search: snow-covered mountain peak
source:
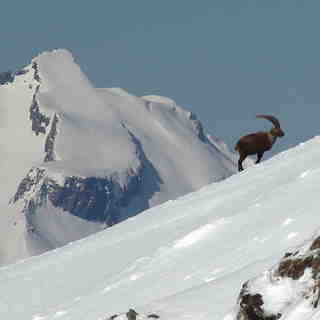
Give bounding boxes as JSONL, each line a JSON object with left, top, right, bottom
{"left": 32, "top": 49, "right": 82, "bottom": 89}
{"left": 31, "top": 49, "right": 138, "bottom": 176}
{"left": 0, "top": 49, "right": 238, "bottom": 265}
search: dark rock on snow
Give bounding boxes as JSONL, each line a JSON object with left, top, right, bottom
{"left": 236, "top": 233, "right": 320, "bottom": 319}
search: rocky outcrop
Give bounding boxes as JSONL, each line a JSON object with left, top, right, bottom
{"left": 0, "top": 67, "right": 28, "bottom": 85}
{"left": 29, "top": 85, "right": 50, "bottom": 135}
{"left": 236, "top": 233, "right": 320, "bottom": 320}
{"left": 0, "top": 71, "right": 14, "bottom": 85}
{"left": 237, "top": 282, "right": 281, "bottom": 320}
{"left": 13, "top": 163, "right": 143, "bottom": 225}
{"left": 106, "top": 308, "right": 160, "bottom": 320}
{"left": 28, "top": 60, "right": 51, "bottom": 136}
{"left": 32, "top": 61, "right": 41, "bottom": 83}
{"left": 188, "top": 111, "right": 207, "bottom": 143}
{"left": 276, "top": 236, "right": 320, "bottom": 309}
{"left": 44, "top": 114, "right": 59, "bottom": 162}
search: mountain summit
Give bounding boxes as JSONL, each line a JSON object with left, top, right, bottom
{"left": 0, "top": 49, "right": 238, "bottom": 265}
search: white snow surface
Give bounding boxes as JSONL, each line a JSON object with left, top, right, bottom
{"left": 1, "top": 135, "right": 320, "bottom": 319}
{"left": 0, "top": 49, "right": 240, "bottom": 265}
{"left": 36, "top": 50, "right": 139, "bottom": 178}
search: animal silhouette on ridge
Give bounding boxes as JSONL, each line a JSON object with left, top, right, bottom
{"left": 235, "top": 115, "right": 284, "bottom": 172}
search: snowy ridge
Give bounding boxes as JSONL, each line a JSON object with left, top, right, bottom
{"left": 34, "top": 49, "right": 139, "bottom": 176}
{"left": 1, "top": 136, "right": 320, "bottom": 319}
{"left": 0, "top": 49, "right": 238, "bottom": 265}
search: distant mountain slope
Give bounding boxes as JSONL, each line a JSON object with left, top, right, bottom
{"left": 0, "top": 49, "right": 238, "bottom": 265}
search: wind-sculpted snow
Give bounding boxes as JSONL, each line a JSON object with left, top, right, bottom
{"left": 0, "top": 49, "right": 237, "bottom": 265}
{"left": 1, "top": 137, "right": 320, "bottom": 319}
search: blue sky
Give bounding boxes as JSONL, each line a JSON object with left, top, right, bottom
{"left": 2, "top": 0, "right": 319, "bottom": 157}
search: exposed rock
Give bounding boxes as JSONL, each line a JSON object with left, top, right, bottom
{"left": 188, "top": 111, "right": 207, "bottom": 143}
{"left": 12, "top": 168, "right": 46, "bottom": 205}
{"left": 236, "top": 233, "right": 320, "bottom": 319}
{"left": 44, "top": 114, "right": 59, "bottom": 162}
{"left": 106, "top": 309, "right": 159, "bottom": 320}
{"left": 237, "top": 282, "right": 281, "bottom": 320}
{"left": 13, "top": 166, "right": 143, "bottom": 224}
{"left": 275, "top": 236, "right": 320, "bottom": 309}
{"left": 0, "top": 71, "right": 14, "bottom": 85}
{"left": 310, "top": 236, "right": 320, "bottom": 251}
{"left": 126, "top": 309, "right": 139, "bottom": 320}
{"left": 237, "top": 292, "right": 281, "bottom": 320}
{"left": 277, "top": 255, "right": 320, "bottom": 280}
{"left": 29, "top": 85, "right": 50, "bottom": 135}
{"left": 277, "top": 238, "right": 320, "bottom": 282}
{"left": 0, "top": 68, "right": 28, "bottom": 85}
{"left": 32, "top": 61, "right": 41, "bottom": 83}
{"left": 29, "top": 62, "right": 48, "bottom": 135}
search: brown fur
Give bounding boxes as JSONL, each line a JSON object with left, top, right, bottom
{"left": 235, "top": 115, "right": 284, "bottom": 171}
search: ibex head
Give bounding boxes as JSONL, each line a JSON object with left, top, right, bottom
{"left": 256, "top": 114, "right": 284, "bottom": 138}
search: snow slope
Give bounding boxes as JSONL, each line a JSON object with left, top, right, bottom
{"left": 0, "top": 49, "right": 239, "bottom": 265}
{"left": 1, "top": 136, "right": 320, "bottom": 319}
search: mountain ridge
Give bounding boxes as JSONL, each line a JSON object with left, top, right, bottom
{"left": 0, "top": 49, "right": 239, "bottom": 265}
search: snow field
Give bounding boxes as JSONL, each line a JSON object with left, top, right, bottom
{"left": 1, "top": 136, "right": 320, "bottom": 319}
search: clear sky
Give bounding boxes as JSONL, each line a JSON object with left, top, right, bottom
{"left": 2, "top": 0, "right": 319, "bottom": 158}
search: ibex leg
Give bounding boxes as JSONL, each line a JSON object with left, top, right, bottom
{"left": 255, "top": 152, "right": 264, "bottom": 164}
{"left": 238, "top": 153, "right": 247, "bottom": 172}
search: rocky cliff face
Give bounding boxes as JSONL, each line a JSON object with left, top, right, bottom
{"left": 13, "top": 165, "right": 143, "bottom": 226}
{"left": 236, "top": 231, "right": 320, "bottom": 320}
{"left": 12, "top": 127, "right": 153, "bottom": 229}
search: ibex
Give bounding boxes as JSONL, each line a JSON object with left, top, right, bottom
{"left": 235, "top": 115, "right": 284, "bottom": 172}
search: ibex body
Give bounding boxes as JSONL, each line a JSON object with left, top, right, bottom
{"left": 235, "top": 115, "right": 284, "bottom": 172}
